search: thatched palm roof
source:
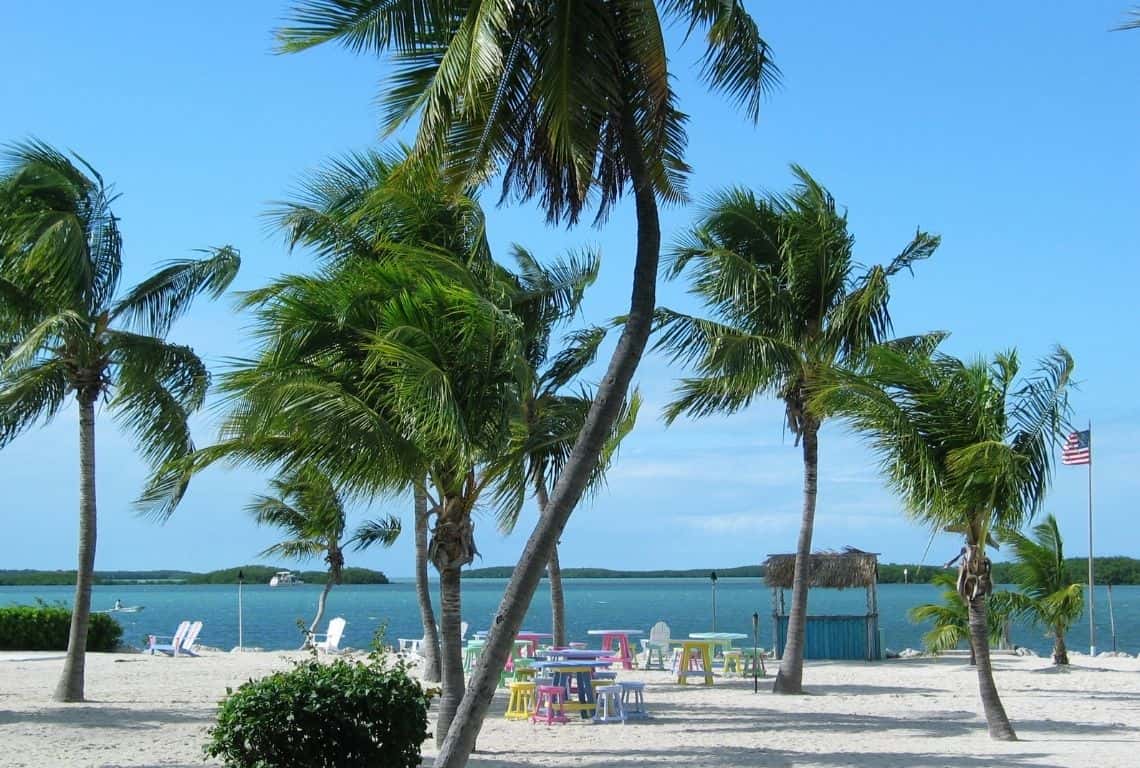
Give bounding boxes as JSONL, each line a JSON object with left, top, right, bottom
{"left": 764, "top": 547, "right": 878, "bottom": 589}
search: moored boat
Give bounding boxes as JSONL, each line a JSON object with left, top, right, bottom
{"left": 269, "top": 570, "right": 304, "bottom": 587}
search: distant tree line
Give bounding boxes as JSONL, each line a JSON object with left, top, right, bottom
{"left": 0, "top": 566, "right": 389, "bottom": 586}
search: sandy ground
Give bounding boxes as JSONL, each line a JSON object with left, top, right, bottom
{"left": 0, "top": 648, "right": 1137, "bottom": 768}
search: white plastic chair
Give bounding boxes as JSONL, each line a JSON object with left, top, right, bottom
{"left": 313, "top": 617, "right": 346, "bottom": 653}
{"left": 640, "top": 621, "right": 671, "bottom": 670}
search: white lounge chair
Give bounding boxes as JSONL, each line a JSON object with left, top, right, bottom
{"left": 149, "top": 620, "right": 202, "bottom": 657}
{"left": 312, "top": 617, "right": 346, "bottom": 653}
{"left": 640, "top": 621, "right": 671, "bottom": 670}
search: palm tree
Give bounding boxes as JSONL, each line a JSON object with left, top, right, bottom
{"left": 246, "top": 466, "right": 401, "bottom": 644}
{"left": 412, "top": 482, "right": 442, "bottom": 682}
{"left": 274, "top": 4, "right": 775, "bottom": 761}
{"left": 655, "top": 167, "right": 940, "bottom": 693}
{"left": 812, "top": 345, "right": 1074, "bottom": 740}
{"left": 999, "top": 513, "right": 1084, "bottom": 665}
{"left": 1115, "top": 7, "right": 1140, "bottom": 30}
{"left": 0, "top": 141, "right": 238, "bottom": 701}
{"left": 276, "top": 3, "right": 777, "bottom": 761}
{"left": 492, "top": 248, "right": 640, "bottom": 647}
{"left": 909, "top": 572, "right": 1013, "bottom": 664}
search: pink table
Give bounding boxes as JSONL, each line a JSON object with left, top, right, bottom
{"left": 516, "top": 631, "right": 553, "bottom": 657}
{"left": 586, "top": 629, "right": 643, "bottom": 670}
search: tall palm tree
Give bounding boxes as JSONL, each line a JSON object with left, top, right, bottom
{"left": 999, "top": 513, "right": 1084, "bottom": 665}
{"left": 163, "top": 250, "right": 524, "bottom": 745}
{"left": 276, "top": 4, "right": 777, "bottom": 760}
{"left": 909, "top": 572, "right": 1013, "bottom": 664}
{"left": 655, "top": 167, "right": 940, "bottom": 693}
{"left": 246, "top": 465, "right": 401, "bottom": 644}
{"left": 1115, "top": 7, "right": 1140, "bottom": 30}
{"left": 0, "top": 141, "right": 238, "bottom": 701}
{"left": 491, "top": 248, "right": 640, "bottom": 647}
{"left": 812, "top": 345, "right": 1074, "bottom": 740}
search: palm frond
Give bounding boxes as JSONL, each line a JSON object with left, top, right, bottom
{"left": 350, "top": 514, "right": 403, "bottom": 550}
{"left": 111, "top": 246, "right": 240, "bottom": 337}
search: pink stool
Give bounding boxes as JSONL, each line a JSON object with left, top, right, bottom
{"left": 532, "top": 684, "right": 570, "bottom": 725}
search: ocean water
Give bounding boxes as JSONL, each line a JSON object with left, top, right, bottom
{"left": 2, "top": 578, "right": 1135, "bottom": 657}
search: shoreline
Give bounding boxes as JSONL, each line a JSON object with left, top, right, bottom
{"left": 0, "top": 649, "right": 1137, "bottom": 767}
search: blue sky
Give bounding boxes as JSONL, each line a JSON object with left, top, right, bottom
{"left": 1, "top": 2, "right": 1136, "bottom": 577}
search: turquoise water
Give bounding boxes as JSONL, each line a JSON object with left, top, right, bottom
{"left": 2, "top": 579, "right": 1135, "bottom": 656}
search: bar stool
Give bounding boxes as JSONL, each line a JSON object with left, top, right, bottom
{"left": 505, "top": 680, "right": 535, "bottom": 720}
{"left": 463, "top": 640, "right": 485, "bottom": 672}
{"left": 592, "top": 684, "right": 625, "bottom": 724}
{"left": 618, "top": 681, "right": 647, "bottom": 719}
{"left": 722, "top": 649, "right": 743, "bottom": 677}
{"left": 532, "top": 685, "right": 570, "bottom": 725}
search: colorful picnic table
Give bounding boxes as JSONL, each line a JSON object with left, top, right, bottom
{"left": 538, "top": 648, "right": 618, "bottom": 662}
{"left": 688, "top": 632, "right": 748, "bottom": 659}
{"left": 516, "top": 631, "right": 553, "bottom": 657}
{"left": 586, "top": 629, "right": 643, "bottom": 670}
{"left": 530, "top": 660, "right": 611, "bottom": 718}
{"left": 671, "top": 638, "right": 719, "bottom": 685}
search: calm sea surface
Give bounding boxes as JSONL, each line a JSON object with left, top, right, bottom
{"left": 2, "top": 579, "right": 1136, "bottom": 657}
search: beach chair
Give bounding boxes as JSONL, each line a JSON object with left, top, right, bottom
{"left": 147, "top": 621, "right": 190, "bottom": 656}
{"left": 149, "top": 620, "right": 202, "bottom": 657}
{"left": 312, "top": 617, "right": 346, "bottom": 653}
{"left": 640, "top": 621, "right": 671, "bottom": 670}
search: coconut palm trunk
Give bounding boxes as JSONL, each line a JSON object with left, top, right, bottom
{"left": 436, "top": 562, "right": 464, "bottom": 745}
{"left": 967, "top": 594, "right": 1017, "bottom": 740}
{"left": 536, "top": 481, "right": 566, "bottom": 647}
{"left": 774, "top": 413, "right": 819, "bottom": 694}
{"left": 307, "top": 576, "right": 335, "bottom": 645}
{"left": 414, "top": 487, "right": 441, "bottom": 682}
{"left": 54, "top": 392, "right": 99, "bottom": 702}
{"left": 430, "top": 495, "right": 475, "bottom": 746}
{"left": 1052, "top": 628, "right": 1069, "bottom": 666}
{"left": 434, "top": 103, "right": 660, "bottom": 768}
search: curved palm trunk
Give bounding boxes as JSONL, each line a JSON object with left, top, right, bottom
{"left": 1052, "top": 628, "right": 1069, "bottom": 666}
{"left": 306, "top": 575, "right": 335, "bottom": 648}
{"left": 774, "top": 418, "right": 819, "bottom": 694}
{"left": 434, "top": 100, "right": 661, "bottom": 768}
{"left": 54, "top": 393, "right": 98, "bottom": 702}
{"left": 430, "top": 495, "right": 474, "bottom": 746}
{"left": 967, "top": 594, "right": 1017, "bottom": 740}
{"left": 536, "top": 481, "right": 566, "bottom": 647}
{"left": 414, "top": 486, "right": 441, "bottom": 682}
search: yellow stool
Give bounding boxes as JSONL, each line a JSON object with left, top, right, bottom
{"left": 505, "top": 680, "right": 536, "bottom": 720}
{"left": 722, "top": 649, "right": 743, "bottom": 677}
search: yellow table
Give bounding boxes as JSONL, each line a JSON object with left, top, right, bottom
{"left": 672, "top": 639, "right": 718, "bottom": 685}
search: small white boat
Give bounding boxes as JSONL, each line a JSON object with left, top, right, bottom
{"left": 269, "top": 571, "right": 304, "bottom": 587}
{"left": 97, "top": 605, "right": 145, "bottom": 614}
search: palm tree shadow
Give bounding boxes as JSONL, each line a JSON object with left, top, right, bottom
{"left": 0, "top": 705, "right": 213, "bottom": 730}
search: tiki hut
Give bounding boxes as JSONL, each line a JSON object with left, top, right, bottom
{"left": 764, "top": 547, "right": 881, "bottom": 661}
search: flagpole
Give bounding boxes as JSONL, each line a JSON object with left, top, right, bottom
{"left": 1087, "top": 420, "right": 1095, "bottom": 657}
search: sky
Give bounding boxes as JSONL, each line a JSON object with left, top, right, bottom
{"left": 1, "top": 2, "right": 1137, "bottom": 578}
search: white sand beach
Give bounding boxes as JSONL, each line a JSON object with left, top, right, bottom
{"left": 0, "top": 649, "right": 1137, "bottom": 768}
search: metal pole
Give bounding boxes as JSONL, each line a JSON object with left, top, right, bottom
{"left": 1107, "top": 583, "right": 1117, "bottom": 653}
{"left": 238, "top": 570, "right": 244, "bottom": 652}
{"left": 710, "top": 571, "right": 718, "bottom": 632}
{"left": 752, "top": 611, "right": 759, "bottom": 694}
{"left": 1088, "top": 421, "right": 1095, "bottom": 656}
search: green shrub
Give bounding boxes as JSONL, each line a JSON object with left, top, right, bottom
{"left": 0, "top": 604, "right": 123, "bottom": 651}
{"left": 205, "top": 652, "right": 435, "bottom": 768}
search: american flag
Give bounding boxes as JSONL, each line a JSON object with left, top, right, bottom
{"left": 1062, "top": 429, "right": 1091, "bottom": 465}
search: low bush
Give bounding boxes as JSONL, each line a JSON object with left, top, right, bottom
{"left": 0, "top": 603, "right": 123, "bottom": 651}
{"left": 205, "top": 650, "right": 435, "bottom": 768}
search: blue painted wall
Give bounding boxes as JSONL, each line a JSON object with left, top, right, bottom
{"left": 774, "top": 614, "right": 881, "bottom": 661}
